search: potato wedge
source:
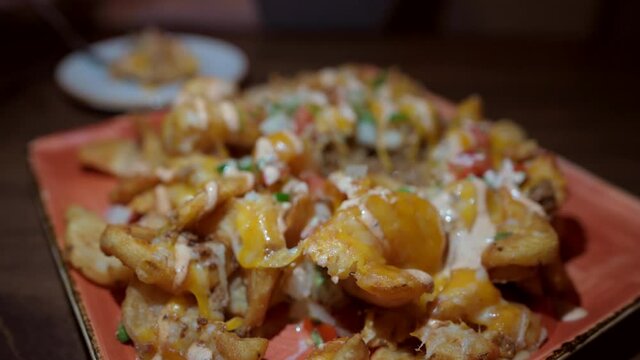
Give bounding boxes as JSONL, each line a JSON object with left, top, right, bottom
{"left": 308, "top": 335, "right": 370, "bottom": 360}
{"left": 65, "top": 206, "right": 131, "bottom": 286}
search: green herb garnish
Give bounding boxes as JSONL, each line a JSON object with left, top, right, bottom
{"left": 494, "top": 231, "right": 513, "bottom": 241}
{"left": 389, "top": 112, "right": 410, "bottom": 123}
{"left": 313, "top": 267, "right": 326, "bottom": 288}
{"left": 310, "top": 329, "right": 324, "bottom": 347}
{"left": 275, "top": 192, "right": 291, "bottom": 202}
{"left": 238, "top": 158, "right": 254, "bottom": 172}
{"left": 371, "top": 69, "right": 388, "bottom": 89}
{"left": 216, "top": 163, "right": 228, "bottom": 174}
{"left": 397, "top": 186, "right": 413, "bottom": 193}
{"left": 307, "top": 103, "right": 321, "bottom": 116}
{"left": 116, "top": 323, "right": 130, "bottom": 343}
{"left": 354, "top": 104, "right": 376, "bottom": 124}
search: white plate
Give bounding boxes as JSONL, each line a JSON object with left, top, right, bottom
{"left": 55, "top": 33, "right": 248, "bottom": 112}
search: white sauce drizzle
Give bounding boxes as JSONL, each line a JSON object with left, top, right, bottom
{"left": 155, "top": 167, "right": 176, "bottom": 182}
{"left": 173, "top": 234, "right": 192, "bottom": 288}
{"left": 301, "top": 202, "right": 332, "bottom": 239}
{"left": 187, "top": 343, "right": 213, "bottom": 360}
{"left": 442, "top": 178, "right": 496, "bottom": 272}
{"left": 484, "top": 159, "right": 546, "bottom": 216}
{"left": 154, "top": 185, "right": 171, "bottom": 215}
{"left": 207, "top": 243, "right": 229, "bottom": 307}
{"left": 561, "top": 307, "right": 588, "bottom": 322}
{"left": 204, "top": 181, "right": 218, "bottom": 212}
{"left": 328, "top": 171, "right": 360, "bottom": 198}
{"left": 219, "top": 101, "right": 239, "bottom": 132}
{"left": 191, "top": 98, "right": 209, "bottom": 129}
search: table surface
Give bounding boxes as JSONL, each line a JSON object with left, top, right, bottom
{"left": 0, "top": 30, "right": 639, "bottom": 359}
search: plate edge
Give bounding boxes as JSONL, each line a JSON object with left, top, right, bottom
{"left": 546, "top": 296, "right": 640, "bottom": 359}
{"left": 28, "top": 159, "right": 103, "bottom": 360}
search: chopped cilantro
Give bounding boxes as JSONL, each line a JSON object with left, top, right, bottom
{"left": 371, "top": 69, "right": 388, "bottom": 89}
{"left": 310, "top": 329, "right": 324, "bottom": 347}
{"left": 268, "top": 102, "right": 297, "bottom": 116}
{"left": 354, "top": 104, "right": 376, "bottom": 124}
{"left": 307, "top": 103, "right": 321, "bottom": 116}
{"left": 397, "top": 186, "right": 413, "bottom": 193}
{"left": 389, "top": 112, "right": 410, "bottom": 123}
{"left": 238, "top": 158, "right": 254, "bottom": 172}
{"left": 313, "top": 267, "right": 326, "bottom": 288}
{"left": 494, "top": 231, "right": 513, "bottom": 241}
{"left": 216, "top": 163, "right": 228, "bottom": 174}
{"left": 275, "top": 192, "right": 291, "bottom": 202}
{"left": 116, "top": 323, "right": 130, "bottom": 343}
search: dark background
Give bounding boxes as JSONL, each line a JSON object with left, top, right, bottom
{"left": 0, "top": 0, "right": 639, "bottom": 359}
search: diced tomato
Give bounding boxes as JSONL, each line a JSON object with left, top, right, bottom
{"left": 468, "top": 123, "right": 490, "bottom": 149}
{"left": 300, "top": 171, "right": 327, "bottom": 197}
{"left": 265, "top": 319, "right": 338, "bottom": 360}
{"left": 448, "top": 151, "right": 492, "bottom": 179}
{"left": 293, "top": 106, "right": 315, "bottom": 135}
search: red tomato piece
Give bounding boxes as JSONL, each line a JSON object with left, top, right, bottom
{"left": 264, "top": 319, "right": 338, "bottom": 360}
{"left": 293, "top": 106, "right": 315, "bottom": 135}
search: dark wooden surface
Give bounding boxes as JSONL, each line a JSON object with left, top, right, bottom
{"left": 0, "top": 30, "right": 639, "bottom": 359}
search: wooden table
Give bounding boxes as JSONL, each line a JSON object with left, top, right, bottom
{"left": 0, "top": 30, "right": 639, "bottom": 359}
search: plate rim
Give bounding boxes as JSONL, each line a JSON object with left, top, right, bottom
{"left": 30, "top": 172, "right": 103, "bottom": 360}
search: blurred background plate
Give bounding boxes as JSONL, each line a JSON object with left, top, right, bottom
{"left": 55, "top": 33, "right": 248, "bottom": 112}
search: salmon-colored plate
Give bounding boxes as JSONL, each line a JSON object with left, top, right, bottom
{"left": 29, "top": 108, "right": 640, "bottom": 360}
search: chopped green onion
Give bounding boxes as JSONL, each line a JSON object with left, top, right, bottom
{"left": 389, "top": 112, "right": 410, "bottom": 123}
{"left": 307, "top": 104, "right": 321, "bottom": 116}
{"left": 216, "top": 163, "right": 228, "bottom": 174}
{"left": 371, "top": 69, "right": 388, "bottom": 89}
{"left": 494, "top": 231, "right": 513, "bottom": 241}
{"left": 310, "top": 329, "right": 324, "bottom": 347}
{"left": 267, "top": 103, "right": 285, "bottom": 116}
{"left": 116, "top": 323, "right": 130, "bottom": 343}
{"left": 275, "top": 192, "right": 291, "bottom": 202}
{"left": 397, "top": 186, "right": 413, "bottom": 193}
{"left": 313, "top": 267, "right": 326, "bottom": 288}
{"left": 238, "top": 158, "right": 254, "bottom": 172}
{"left": 355, "top": 105, "right": 376, "bottom": 124}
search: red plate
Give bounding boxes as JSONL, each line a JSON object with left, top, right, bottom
{"left": 29, "top": 103, "right": 640, "bottom": 359}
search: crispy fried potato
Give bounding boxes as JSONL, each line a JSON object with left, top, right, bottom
{"left": 79, "top": 139, "right": 148, "bottom": 177}
{"left": 128, "top": 183, "right": 197, "bottom": 215}
{"left": 101, "top": 222, "right": 237, "bottom": 318}
{"left": 483, "top": 188, "right": 559, "bottom": 277}
{"left": 430, "top": 269, "right": 544, "bottom": 357}
{"left": 489, "top": 120, "right": 538, "bottom": 165}
{"left": 308, "top": 335, "right": 370, "bottom": 360}
{"left": 431, "top": 269, "right": 502, "bottom": 323}
{"left": 303, "top": 190, "right": 441, "bottom": 307}
{"left": 100, "top": 224, "right": 174, "bottom": 289}
{"left": 360, "top": 308, "right": 418, "bottom": 348}
{"left": 122, "top": 280, "right": 267, "bottom": 360}
{"left": 523, "top": 154, "right": 567, "bottom": 213}
{"left": 412, "top": 320, "right": 499, "bottom": 360}
{"left": 121, "top": 280, "right": 180, "bottom": 357}
{"left": 243, "top": 268, "right": 281, "bottom": 329}
{"left": 110, "top": 175, "right": 160, "bottom": 204}
{"left": 136, "top": 116, "right": 165, "bottom": 168}
{"left": 371, "top": 347, "right": 421, "bottom": 360}
{"left": 207, "top": 327, "right": 268, "bottom": 360}
{"left": 214, "top": 194, "right": 300, "bottom": 269}
{"left": 65, "top": 206, "right": 131, "bottom": 286}
{"left": 174, "top": 174, "right": 254, "bottom": 230}
{"left": 163, "top": 96, "right": 260, "bottom": 155}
